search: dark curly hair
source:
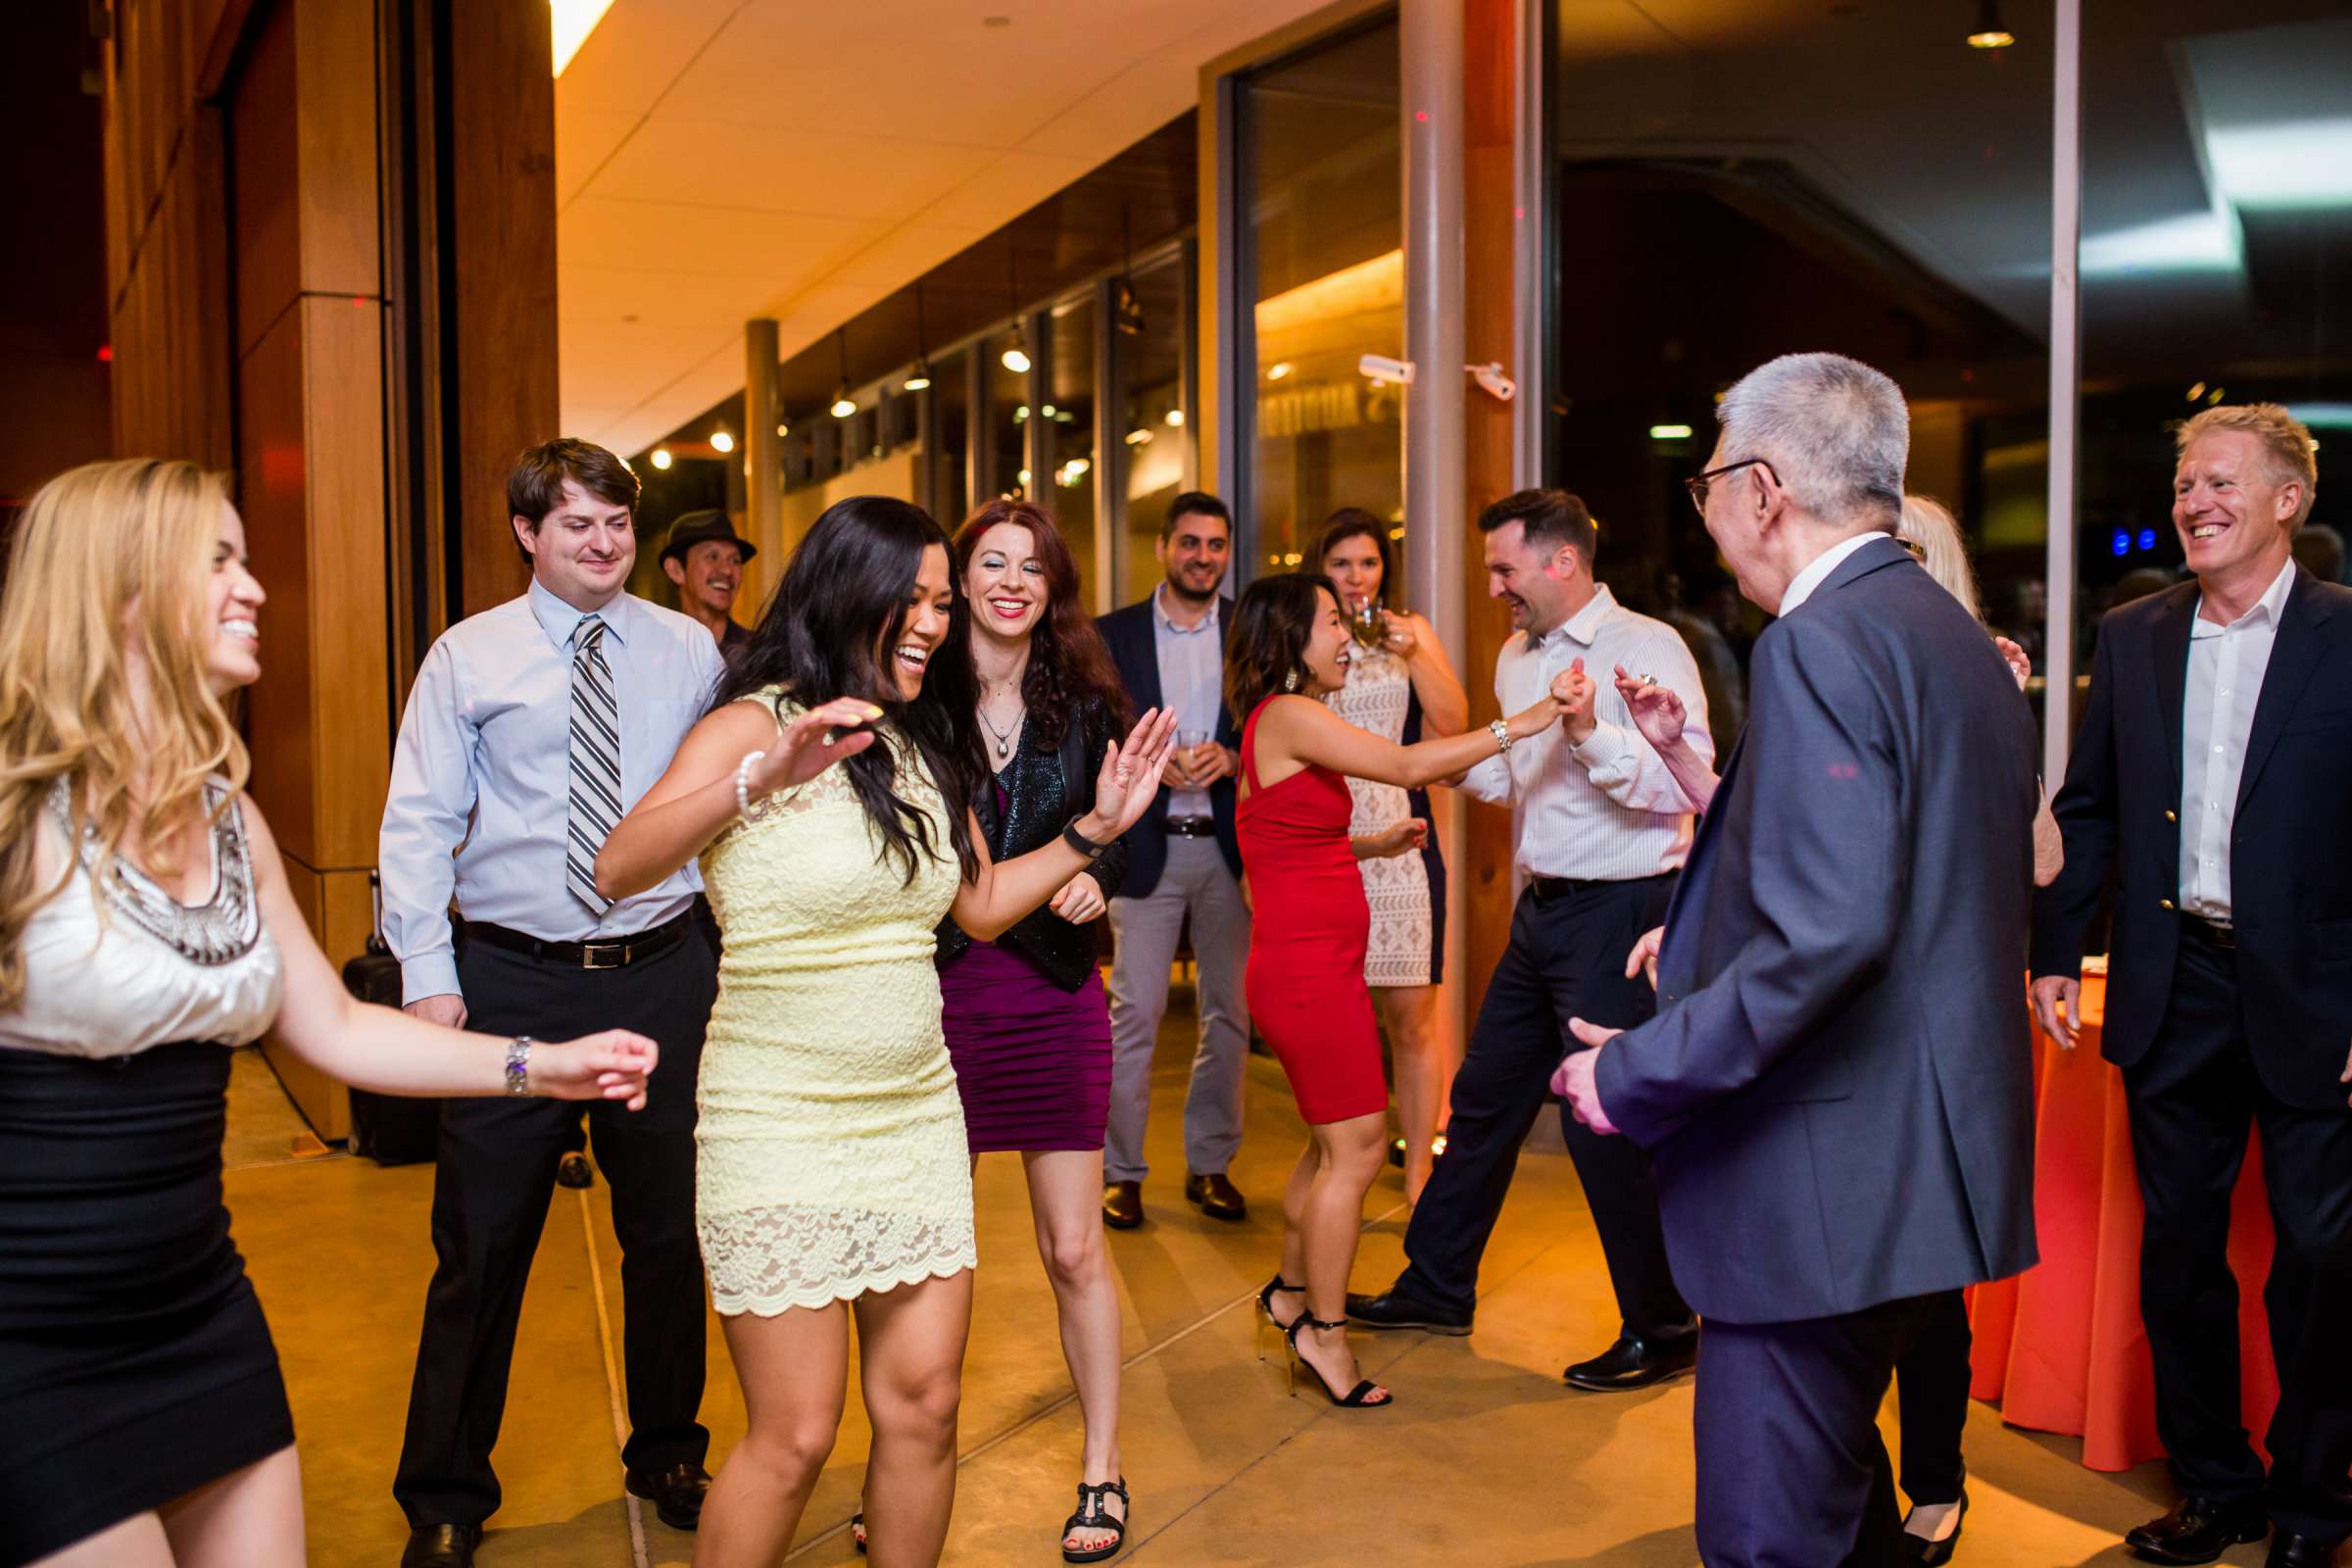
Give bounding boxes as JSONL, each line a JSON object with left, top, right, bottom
{"left": 949, "top": 500, "right": 1132, "bottom": 747}
{"left": 1225, "top": 571, "right": 1341, "bottom": 720}
{"left": 712, "top": 496, "right": 982, "bottom": 884}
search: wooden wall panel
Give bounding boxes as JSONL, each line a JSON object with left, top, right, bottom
{"left": 293, "top": 0, "right": 380, "bottom": 298}
{"left": 231, "top": 0, "right": 301, "bottom": 359}
{"left": 449, "top": 0, "right": 557, "bottom": 616}
{"left": 300, "top": 295, "right": 391, "bottom": 865}
{"left": 1459, "top": 0, "right": 1520, "bottom": 1008}
{"left": 236, "top": 307, "right": 318, "bottom": 858}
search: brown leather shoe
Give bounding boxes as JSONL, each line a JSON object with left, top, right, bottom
{"left": 1102, "top": 1181, "right": 1144, "bottom": 1229}
{"left": 1184, "top": 1170, "right": 1247, "bottom": 1221}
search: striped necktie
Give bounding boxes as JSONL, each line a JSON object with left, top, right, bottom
{"left": 566, "top": 614, "right": 621, "bottom": 915}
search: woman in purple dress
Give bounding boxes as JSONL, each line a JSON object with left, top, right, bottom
{"left": 936, "top": 499, "right": 1135, "bottom": 1562}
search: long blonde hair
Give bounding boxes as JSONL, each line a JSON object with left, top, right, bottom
{"left": 1896, "top": 495, "right": 1984, "bottom": 623}
{"left": 0, "top": 459, "right": 250, "bottom": 1009}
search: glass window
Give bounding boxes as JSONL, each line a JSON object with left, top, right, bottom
{"left": 1118, "top": 255, "right": 1191, "bottom": 605}
{"left": 2077, "top": 1, "right": 2350, "bottom": 707}
{"left": 987, "top": 325, "right": 1031, "bottom": 501}
{"left": 1242, "top": 17, "right": 1403, "bottom": 576}
{"left": 1548, "top": 3, "right": 2054, "bottom": 748}
{"left": 1045, "top": 297, "right": 1100, "bottom": 600}
{"left": 930, "top": 346, "right": 970, "bottom": 526}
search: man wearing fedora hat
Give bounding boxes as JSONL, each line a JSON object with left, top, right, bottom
{"left": 661, "top": 510, "right": 755, "bottom": 658}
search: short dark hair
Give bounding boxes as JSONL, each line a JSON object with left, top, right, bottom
{"left": 1162, "top": 490, "right": 1232, "bottom": 541}
{"left": 509, "top": 438, "right": 641, "bottom": 529}
{"left": 1225, "top": 572, "right": 1338, "bottom": 719}
{"left": 1477, "top": 487, "right": 1596, "bottom": 564}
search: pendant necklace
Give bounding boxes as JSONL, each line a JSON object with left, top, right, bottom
{"left": 977, "top": 694, "right": 1025, "bottom": 760}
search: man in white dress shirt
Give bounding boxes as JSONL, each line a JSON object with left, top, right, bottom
{"left": 1348, "top": 488, "right": 1710, "bottom": 1391}
{"left": 2034, "top": 404, "right": 2352, "bottom": 1568}
{"left": 381, "top": 440, "right": 723, "bottom": 1568}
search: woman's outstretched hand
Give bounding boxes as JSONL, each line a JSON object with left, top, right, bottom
{"left": 529, "top": 1030, "right": 661, "bottom": 1111}
{"left": 1356, "top": 819, "right": 1429, "bottom": 860}
{"left": 1078, "top": 708, "right": 1181, "bottom": 841}
{"left": 743, "top": 698, "right": 885, "bottom": 803}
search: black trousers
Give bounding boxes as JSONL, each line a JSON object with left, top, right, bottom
{"left": 1893, "top": 1290, "right": 1972, "bottom": 1508}
{"left": 1396, "top": 875, "right": 1690, "bottom": 1340}
{"left": 1696, "top": 1294, "right": 1942, "bottom": 1568}
{"left": 393, "top": 925, "right": 716, "bottom": 1530}
{"left": 2124, "top": 924, "right": 2352, "bottom": 1544}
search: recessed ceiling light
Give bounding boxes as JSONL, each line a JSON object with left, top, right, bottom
{"left": 650, "top": 448, "right": 672, "bottom": 470}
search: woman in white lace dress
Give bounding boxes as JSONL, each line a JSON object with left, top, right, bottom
{"left": 595, "top": 497, "right": 1173, "bottom": 1568}
{"left": 1314, "top": 511, "right": 1469, "bottom": 1205}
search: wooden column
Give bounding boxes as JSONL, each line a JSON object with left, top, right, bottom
{"left": 1458, "top": 0, "right": 1521, "bottom": 1024}
{"left": 743, "top": 318, "right": 782, "bottom": 609}
{"left": 445, "top": 0, "right": 555, "bottom": 617}
{"left": 222, "top": 0, "right": 391, "bottom": 1141}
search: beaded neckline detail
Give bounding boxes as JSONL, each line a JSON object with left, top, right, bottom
{"left": 50, "top": 779, "right": 262, "bottom": 966}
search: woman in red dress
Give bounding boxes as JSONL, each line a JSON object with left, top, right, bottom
{"left": 1226, "top": 574, "right": 1571, "bottom": 1407}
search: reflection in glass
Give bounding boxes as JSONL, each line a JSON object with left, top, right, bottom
{"left": 2078, "top": 1, "right": 2350, "bottom": 707}
{"left": 1244, "top": 18, "right": 1404, "bottom": 574}
{"left": 987, "top": 326, "right": 1029, "bottom": 502}
{"left": 1119, "top": 257, "right": 1191, "bottom": 604}
{"left": 1549, "top": 1, "right": 2054, "bottom": 747}
{"left": 932, "top": 347, "right": 970, "bottom": 526}
{"left": 1047, "top": 299, "right": 1099, "bottom": 597}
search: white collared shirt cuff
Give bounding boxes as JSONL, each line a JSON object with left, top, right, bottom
{"left": 400, "top": 953, "right": 462, "bottom": 1007}
{"left": 1570, "top": 718, "right": 1634, "bottom": 774}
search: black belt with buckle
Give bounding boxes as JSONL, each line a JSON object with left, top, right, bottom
{"left": 1525, "top": 871, "right": 1672, "bottom": 906}
{"left": 2180, "top": 911, "right": 2237, "bottom": 951}
{"left": 463, "top": 910, "right": 694, "bottom": 969}
{"left": 1165, "top": 816, "right": 1218, "bottom": 839}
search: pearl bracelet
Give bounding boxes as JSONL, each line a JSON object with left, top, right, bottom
{"left": 736, "top": 750, "right": 769, "bottom": 822}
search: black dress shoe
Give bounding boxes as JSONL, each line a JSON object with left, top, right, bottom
{"left": 1344, "top": 1288, "right": 1473, "bottom": 1335}
{"left": 1184, "top": 1171, "right": 1247, "bottom": 1221}
{"left": 626, "top": 1461, "right": 712, "bottom": 1531}
{"left": 1900, "top": 1492, "right": 1968, "bottom": 1565}
{"left": 2124, "top": 1497, "right": 2270, "bottom": 1564}
{"left": 1562, "top": 1331, "right": 1698, "bottom": 1392}
{"left": 400, "top": 1523, "right": 478, "bottom": 1568}
{"left": 2269, "top": 1535, "right": 2342, "bottom": 1568}
{"left": 1102, "top": 1181, "right": 1144, "bottom": 1230}
{"left": 555, "top": 1152, "right": 594, "bottom": 1189}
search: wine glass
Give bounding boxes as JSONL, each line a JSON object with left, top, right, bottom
{"left": 1349, "top": 598, "right": 1387, "bottom": 649}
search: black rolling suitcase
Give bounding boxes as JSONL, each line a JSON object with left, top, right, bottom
{"left": 342, "top": 871, "right": 442, "bottom": 1165}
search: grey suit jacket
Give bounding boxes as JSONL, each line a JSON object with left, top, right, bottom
{"left": 1592, "top": 535, "right": 2041, "bottom": 1326}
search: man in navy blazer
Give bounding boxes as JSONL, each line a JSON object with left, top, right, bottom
{"left": 2033, "top": 405, "right": 2352, "bottom": 1568}
{"left": 1092, "top": 492, "right": 1250, "bottom": 1229}
{"left": 1555, "top": 354, "right": 2041, "bottom": 1566}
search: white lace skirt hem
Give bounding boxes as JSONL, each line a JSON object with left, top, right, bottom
{"left": 698, "top": 1200, "right": 978, "bottom": 1317}
{"left": 709, "top": 1250, "right": 978, "bottom": 1316}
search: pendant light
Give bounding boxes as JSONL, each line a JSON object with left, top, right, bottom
{"left": 1966, "top": 0, "right": 2014, "bottom": 48}
{"left": 830, "top": 329, "right": 856, "bottom": 418}
{"left": 1112, "top": 206, "right": 1146, "bottom": 337}
{"left": 904, "top": 281, "right": 934, "bottom": 391}
{"left": 1000, "top": 240, "right": 1032, "bottom": 373}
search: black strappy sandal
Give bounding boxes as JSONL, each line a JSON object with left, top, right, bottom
{"left": 1061, "top": 1477, "right": 1130, "bottom": 1563}
{"left": 1284, "top": 1314, "right": 1394, "bottom": 1407}
{"left": 1254, "top": 1275, "right": 1304, "bottom": 1360}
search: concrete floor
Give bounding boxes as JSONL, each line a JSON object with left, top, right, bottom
{"left": 221, "top": 994, "right": 2256, "bottom": 1568}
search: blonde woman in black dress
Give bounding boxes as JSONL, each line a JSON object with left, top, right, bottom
{"left": 0, "top": 460, "right": 656, "bottom": 1568}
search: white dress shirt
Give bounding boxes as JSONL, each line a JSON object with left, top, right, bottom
{"left": 380, "top": 580, "right": 725, "bottom": 1003}
{"left": 1776, "top": 530, "right": 1889, "bottom": 617}
{"left": 2180, "top": 557, "right": 2296, "bottom": 923}
{"left": 1460, "top": 584, "right": 1713, "bottom": 881}
{"left": 1152, "top": 584, "right": 1223, "bottom": 820}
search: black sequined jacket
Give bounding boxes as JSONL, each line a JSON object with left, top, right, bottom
{"left": 934, "top": 696, "right": 1129, "bottom": 991}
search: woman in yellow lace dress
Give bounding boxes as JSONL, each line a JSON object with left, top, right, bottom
{"left": 596, "top": 497, "right": 1173, "bottom": 1568}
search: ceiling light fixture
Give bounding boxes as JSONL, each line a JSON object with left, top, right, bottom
{"left": 1967, "top": 0, "right": 2014, "bottom": 48}
{"left": 905, "top": 282, "right": 934, "bottom": 391}
{"left": 649, "top": 448, "right": 672, "bottom": 470}
{"left": 709, "top": 429, "right": 734, "bottom": 454}
{"left": 830, "top": 328, "right": 858, "bottom": 418}
{"left": 776, "top": 422, "right": 789, "bottom": 437}
{"left": 1649, "top": 422, "right": 1694, "bottom": 440}
{"left": 1267, "top": 363, "right": 1293, "bottom": 381}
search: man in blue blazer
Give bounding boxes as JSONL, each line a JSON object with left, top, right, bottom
{"left": 1093, "top": 492, "right": 1250, "bottom": 1229}
{"left": 2033, "top": 405, "right": 2351, "bottom": 1568}
{"left": 1555, "top": 354, "right": 2041, "bottom": 1566}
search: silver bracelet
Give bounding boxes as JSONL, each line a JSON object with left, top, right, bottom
{"left": 735, "top": 750, "right": 769, "bottom": 821}
{"left": 503, "top": 1035, "right": 535, "bottom": 1097}
{"left": 1489, "top": 718, "right": 1514, "bottom": 755}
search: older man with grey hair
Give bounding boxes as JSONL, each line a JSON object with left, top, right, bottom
{"left": 1553, "top": 352, "right": 2041, "bottom": 1566}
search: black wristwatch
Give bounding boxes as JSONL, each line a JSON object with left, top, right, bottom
{"left": 1061, "top": 821, "right": 1109, "bottom": 859}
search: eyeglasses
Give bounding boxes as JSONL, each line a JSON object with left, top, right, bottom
{"left": 1684, "top": 458, "right": 1779, "bottom": 517}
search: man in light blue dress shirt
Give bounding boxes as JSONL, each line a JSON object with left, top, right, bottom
{"left": 380, "top": 440, "right": 724, "bottom": 1568}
